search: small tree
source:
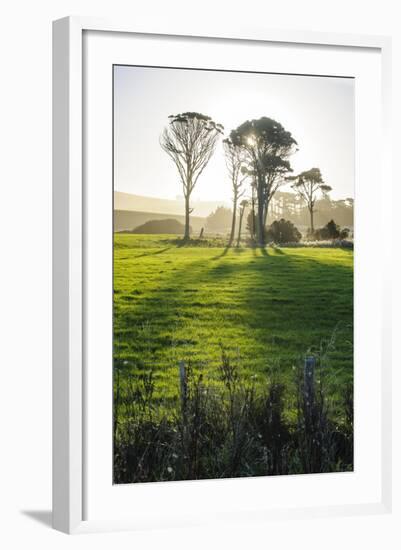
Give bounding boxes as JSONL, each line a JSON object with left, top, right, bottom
{"left": 236, "top": 199, "right": 249, "bottom": 247}
{"left": 266, "top": 219, "right": 302, "bottom": 244}
{"left": 160, "top": 112, "right": 224, "bottom": 240}
{"left": 325, "top": 219, "right": 340, "bottom": 239}
{"left": 314, "top": 220, "right": 343, "bottom": 240}
{"left": 223, "top": 138, "right": 247, "bottom": 245}
{"left": 290, "top": 168, "right": 332, "bottom": 234}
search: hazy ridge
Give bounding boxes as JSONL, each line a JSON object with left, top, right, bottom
{"left": 114, "top": 191, "right": 229, "bottom": 218}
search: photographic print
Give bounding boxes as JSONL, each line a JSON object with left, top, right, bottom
{"left": 113, "top": 65, "right": 354, "bottom": 484}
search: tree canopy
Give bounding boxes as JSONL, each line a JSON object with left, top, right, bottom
{"left": 229, "top": 117, "right": 298, "bottom": 245}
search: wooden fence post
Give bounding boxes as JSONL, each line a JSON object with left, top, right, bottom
{"left": 304, "top": 355, "right": 316, "bottom": 416}
{"left": 179, "top": 361, "right": 188, "bottom": 414}
{"left": 113, "top": 367, "right": 121, "bottom": 463}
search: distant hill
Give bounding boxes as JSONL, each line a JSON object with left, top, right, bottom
{"left": 114, "top": 209, "right": 205, "bottom": 233}
{"left": 114, "top": 191, "right": 229, "bottom": 218}
{"left": 123, "top": 218, "right": 188, "bottom": 235}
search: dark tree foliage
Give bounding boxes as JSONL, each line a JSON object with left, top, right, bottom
{"left": 160, "top": 112, "right": 224, "bottom": 240}
{"left": 230, "top": 117, "right": 297, "bottom": 245}
{"left": 266, "top": 218, "right": 302, "bottom": 244}
{"left": 314, "top": 219, "right": 347, "bottom": 240}
{"left": 325, "top": 219, "right": 340, "bottom": 239}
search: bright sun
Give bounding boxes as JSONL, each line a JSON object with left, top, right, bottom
{"left": 246, "top": 134, "right": 256, "bottom": 146}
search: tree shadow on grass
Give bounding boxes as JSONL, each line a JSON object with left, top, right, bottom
{"left": 213, "top": 244, "right": 258, "bottom": 260}
{"left": 134, "top": 247, "right": 171, "bottom": 259}
{"left": 215, "top": 245, "right": 231, "bottom": 259}
{"left": 114, "top": 244, "right": 353, "bottom": 382}
{"left": 211, "top": 242, "right": 243, "bottom": 259}
{"left": 269, "top": 246, "right": 284, "bottom": 255}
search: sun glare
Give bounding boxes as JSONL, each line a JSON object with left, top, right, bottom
{"left": 246, "top": 134, "right": 256, "bottom": 146}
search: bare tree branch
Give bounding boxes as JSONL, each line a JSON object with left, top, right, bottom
{"left": 161, "top": 113, "right": 223, "bottom": 240}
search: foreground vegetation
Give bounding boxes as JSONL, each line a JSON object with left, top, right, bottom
{"left": 113, "top": 234, "right": 353, "bottom": 481}
{"left": 114, "top": 343, "right": 353, "bottom": 483}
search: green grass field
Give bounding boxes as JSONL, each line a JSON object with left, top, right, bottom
{"left": 113, "top": 234, "right": 353, "bottom": 403}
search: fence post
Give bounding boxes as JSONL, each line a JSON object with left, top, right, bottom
{"left": 304, "top": 355, "right": 316, "bottom": 417}
{"left": 179, "top": 361, "right": 188, "bottom": 414}
{"left": 113, "top": 367, "right": 121, "bottom": 467}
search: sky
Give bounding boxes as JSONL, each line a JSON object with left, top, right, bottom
{"left": 114, "top": 65, "right": 354, "bottom": 202}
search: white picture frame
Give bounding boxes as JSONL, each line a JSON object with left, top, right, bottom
{"left": 52, "top": 16, "right": 392, "bottom": 534}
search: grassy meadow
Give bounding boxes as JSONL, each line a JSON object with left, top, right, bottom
{"left": 114, "top": 234, "right": 353, "bottom": 403}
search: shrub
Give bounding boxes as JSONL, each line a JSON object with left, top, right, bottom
{"left": 266, "top": 218, "right": 302, "bottom": 244}
{"left": 313, "top": 219, "right": 344, "bottom": 241}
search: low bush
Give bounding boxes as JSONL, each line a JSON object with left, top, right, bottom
{"left": 266, "top": 218, "right": 302, "bottom": 244}
{"left": 313, "top": 219, "right": 350, "bottom": 241}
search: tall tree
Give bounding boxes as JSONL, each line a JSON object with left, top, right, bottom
{"left": 230, "top": 117, "right": 297, "bottom": 246}
{"left": 160, "top": 112, "right": 223, "bottom": 240}
{"left": 289, "top": 168, "right": 332, "bottom": 234}
{"left": 223, "top": 138, "right": 247, "bottom": 245}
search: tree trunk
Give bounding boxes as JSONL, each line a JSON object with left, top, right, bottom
{"left": 263, "top": 198, "right": 271, "bottom": 239}
{"left": 263, "top": 199, "right": 269, "bottom": 228}
{"left": 237, "top": 208, "right": 244, "bottom": 247}
{"left": 257, "top": 187, "right": 265, "bottom": 246}
{"left": 251, "top": 196, "right": 256, "bottom": 241}
{"left": 184, "top": 195, "right": 190, "bottom": 240}
{"left": 310, "top": 207, "right": 314, "bottom": 235}
{"left": 229, "top": 197, "right": 237, "bottom": 246}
